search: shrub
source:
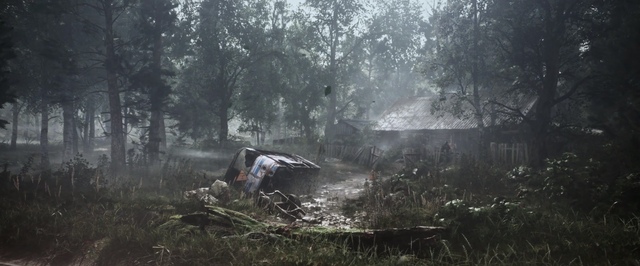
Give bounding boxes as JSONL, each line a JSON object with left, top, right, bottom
{"left": 52, "top": 155, "right": 107, "bottom": 200}
{"left": 510, "top": 152, "right": 636, "bottom": 215}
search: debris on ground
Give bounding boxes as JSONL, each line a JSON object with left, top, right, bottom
{"left": 183, "top": 179, "right": 231, "bottom": 205}
{"left": 257, "top": 190, "right": 305, "bottom": 221}
{"left": 299, "top": 163, "right": 369, "bottom": 229}
{"left": 168, "top": 160, "right": 448, "bottom": 253}
{"left": 183, "top": 187, "right": 219, "bottom": 205}
{"left": 160, "top": 204, "right": 446, "bottom": 252}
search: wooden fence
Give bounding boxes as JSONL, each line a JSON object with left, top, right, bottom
{"left": 404, "top": 143, "right": 530, "bottom": 167}
{"left": 324, "top": 142, "right": 529, "bottom": 169}
{"left": 324, "top": 144, "right": 384, "bottom": 168}
{"left": 490, "top": 142, "right": 529, "bottom": 166}
{"left": 402, "top": 147, "right": 461, "bottom": 168}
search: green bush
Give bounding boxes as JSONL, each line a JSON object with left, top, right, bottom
{"left": 509, "top": 152, "right": 640, "bottom": 215}
{"left": 432, "top": 199, "right": 640, "bottom": 265}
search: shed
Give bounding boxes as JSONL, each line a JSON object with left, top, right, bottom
{"left": 335, "top": 119, "right": 373, "bottom": 137}
{"left": 373, "top": 95, "right": 536, "bottom": 156}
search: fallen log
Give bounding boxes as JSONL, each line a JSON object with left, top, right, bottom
{"left": 276, "top": 225, "right": 446, "bottom": 253}
{"left": 160, "top": 205, "right": 446, "bottom": 253}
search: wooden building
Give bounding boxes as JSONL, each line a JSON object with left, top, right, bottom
{"left": 372, "top": 96, "right": 536, "bottom": 164}
{"left": 334, "top": 119, "right": 372, "bottom": 138}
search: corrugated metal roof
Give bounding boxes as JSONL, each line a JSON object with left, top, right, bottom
{"left": 373, "top": 95, "right": 536, "bottom": 132}
{"left": 338, "top": 119, "right": 372, "bottom": 131}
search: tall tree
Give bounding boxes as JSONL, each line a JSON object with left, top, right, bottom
{"left": 23, "top": 1, "right": 75, "bottom": 169}
{"left": 428, "top": 0, "right": 493, "bottom": 157}
{"left": 2, "top": 0, "right": 39, "bottom": 151}
{"left": 582, "top": 0, "right": 640, "bottom": 145}
{"left": 82, "top": 0, "right": 134, "bottom": 171}
{"left": 302, "top": 0, "right": 364, "bottom": 142}
{"left": 57, "top": 9, "right": 83, "bottom": 162}
{"left": 32, "top": 1, "right": 92, "bottom": 162}
{"left": 487, "top": 0, "right": 592, "bottom": 165}
{"left": 279, "top": 51, "right": 326, "bottom": 142}
{"left": 131, "top": 0, "right": 177, "bottom": 163}
{"left": 0, "top": 18, "right": 17, "bottom": 129}
{"left": 174, "top": 0, "right": 275, "bottom": 146}
{"left": 9, "top": 102, "right": 23, "bottom": 150}
{"left": 237, "top": 0, "right": 296, "bottom": 145}
{"left": 365, "top": 0, "right": 428, "bottom": 118}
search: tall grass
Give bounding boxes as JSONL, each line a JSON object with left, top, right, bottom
{"left": 2, "top": 149, "right": 640, "bottom": 265}
{"left": 352, "top": 155, "right": 640, "bottom": 265}
{"left": 0, "top": 154, "right": 404, "bottom": 265}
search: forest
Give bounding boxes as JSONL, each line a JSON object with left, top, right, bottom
{"left": 0, "top": 0, "right": 639, "bottom": 265}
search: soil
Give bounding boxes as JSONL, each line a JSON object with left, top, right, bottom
{"left": 299, "top": 160, "right": 370, "bottom": 228}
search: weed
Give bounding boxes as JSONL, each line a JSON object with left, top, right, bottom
{"left": 2, "top": 144, "right": 639, "bottom": 265}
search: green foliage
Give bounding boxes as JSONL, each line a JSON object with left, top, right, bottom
{"left": 582, "top": 1, "right": 640, "bottom": 140}
{"left": 432, "top": 198, "right": 640, "bottom": 265}
{"left": 510, "top": 151, "right": 640, "bottom": 216}
{"left": 352, "top": 152, "right": 640, "bottom": 264}
{"left": 52, "top": 154, "right": 106, "bottom": 199}
{"left": 2, "top": 147, "right": 640, "bottom": 265}
{"left": 511, "top": 153, "right": 604, "bottom": 211}
{"left": 171, "top": 0, "right": 281, "bottom": 144}
{"left": 0, "top": 18, "right": 17, "bottom": 128}
{"left": 0, "top": 161, "right": 406, "bottom": 265}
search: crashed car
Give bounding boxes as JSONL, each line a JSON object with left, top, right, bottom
{"left": 223, "top": 147, "right": 320, "bottom": 195}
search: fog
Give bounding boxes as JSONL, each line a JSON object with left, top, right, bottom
{"left": 1, "top": 1, "right": 639, "bottom": 264}
{"left": 0, "top": 0, "right": 636, "bottom": 173}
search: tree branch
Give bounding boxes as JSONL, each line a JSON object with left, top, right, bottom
{"left": 553, "top": 75, "right": 592, "bottom": 105}
{"left": 489, "top": 99, "right": 532, "bottom": 125}
{"left": 335, "top": 99, "right": 354, "bottom": 116}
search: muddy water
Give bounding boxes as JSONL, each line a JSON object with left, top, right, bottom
{"left": 300, "top": 161, "right": 370, "bottom": 229}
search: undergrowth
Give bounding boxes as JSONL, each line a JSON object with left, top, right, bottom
{"left": 0, "top": 154, "right": 402, "bottom": 265}
{"left": 353, "top": 151, "right": 640, "bottom": 265}
{"left": 1, "top": 144, "right": 640, "bottom": 265}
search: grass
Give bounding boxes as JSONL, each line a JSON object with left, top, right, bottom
{"left": 347, "top": 156, "right": 640, "bottom": 265}
{"left": 0, "top": 194, "right": 413, "bottom": 265}
{"left": 0, "top": 153, "right": 402, "bottom": 265}
{"left": 1, "top": 146, "right": 639, "bottom": 265}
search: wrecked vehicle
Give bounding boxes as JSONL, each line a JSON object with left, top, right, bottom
{"left": 223, "top": 147, "right": 320, "bottom": 195}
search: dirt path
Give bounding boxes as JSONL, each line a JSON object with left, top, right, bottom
{"left": 300, "top": 160, "right": 370, "bottom": 228}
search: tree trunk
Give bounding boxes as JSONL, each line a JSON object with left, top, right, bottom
{"left": 148, "top": 105, "right": 162, "bottom": 163}
{"left": 323, "top": 4, "right": 339, "bottom": 144}
{"left": 104, "top": 0, "right": 126, "bottom": 172}
{"left": 123, "top": 106, "right": 128, "bottom": 142}
{"left": 533, "top": 9, "right": 564, "bottom": 166}
{"left": 323, "top": 69, "right": 337, "bottom": 143}
{"left": 148, "top": 12, "right": 164, "bottom": 164}
{"left": 83, "top": 101, "right": 94, "bottom": 155}
{"left": 159, "top": 114, "right": 166, "bottom": 152}
{"left": 260, "top": 127, "right": 265, "bottom": 145}
{"left": 104, "top": 110, "right": 111, "bottom": 138}
{"left": 72, "top": 112, "right": 79, "bottom": 155}
{"left": 255, "top": 128, "right": 259, "bottom": 146}
{"left": 472, "top": 0, "right": 486, "bottom": 159}
{"left": 62, "top": 99, "right": 75, "bottom": 162}
{"left": 40, "top": 90, "right": 50, "bottom": 171}
{"left": 9, "top": 102, "right": 21, "bottom": 151}
{"left": 89, "top": 104, "right": 95, "bottom": 152}
{"left": 218, "top": 103, "right": 229, "bottom": 145}
{"left": 303, "top": 118, "right": 313, "bottom": 143}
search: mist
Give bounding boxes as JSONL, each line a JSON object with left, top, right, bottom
{"left": 2, "top": 0, "right": 640, "bottom": 264}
